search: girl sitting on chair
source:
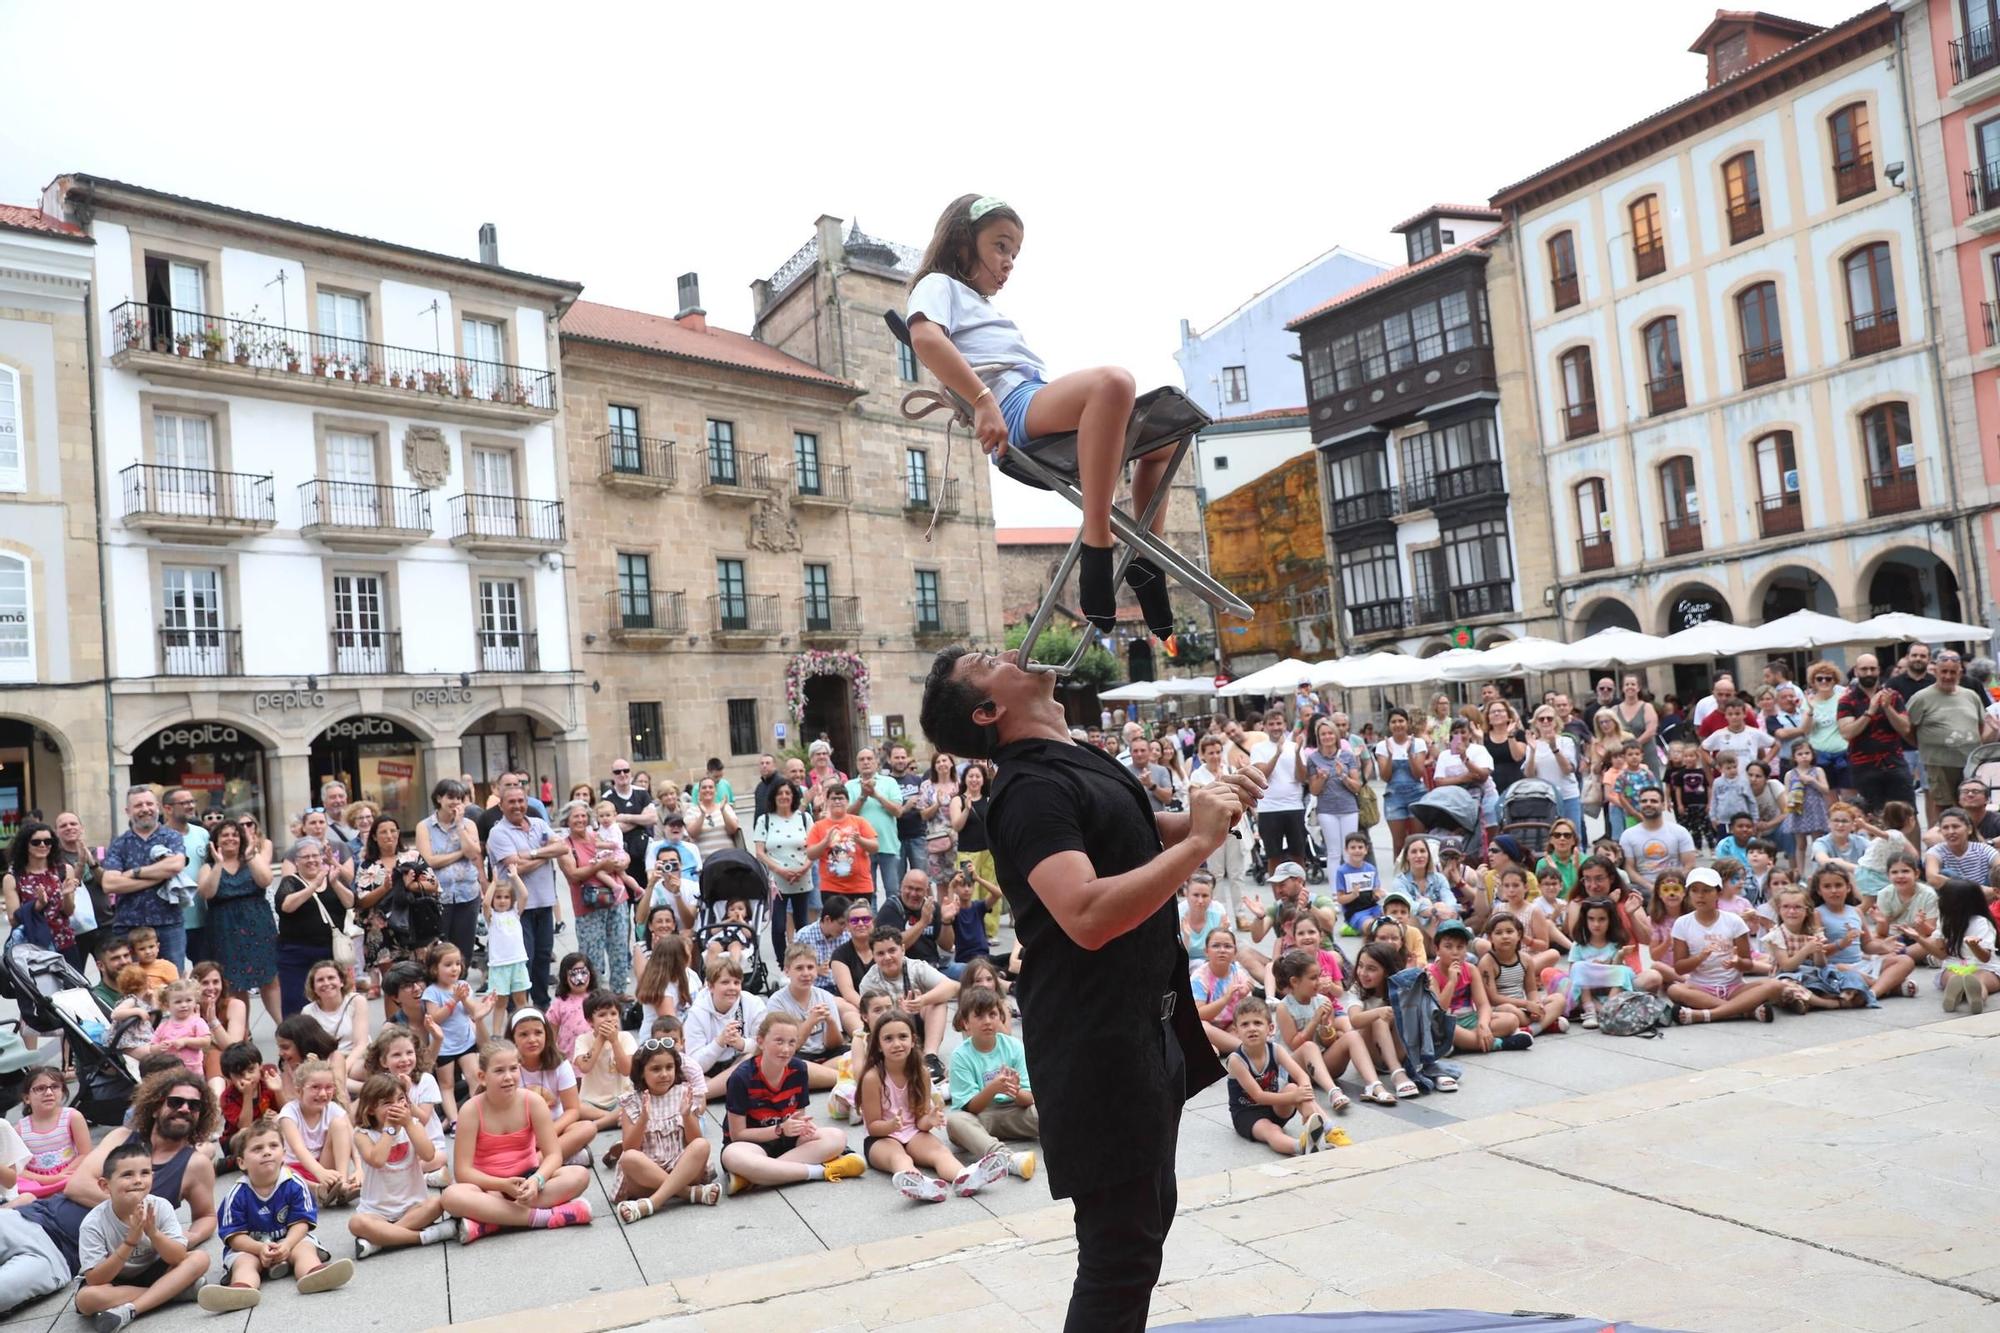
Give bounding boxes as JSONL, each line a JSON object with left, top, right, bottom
{"left": 904, "top": 193, "right": 1177, "bottom": 646}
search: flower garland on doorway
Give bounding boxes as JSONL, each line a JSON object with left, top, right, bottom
{"left": 785, "top": 649, "right": 870, "bottom": 722}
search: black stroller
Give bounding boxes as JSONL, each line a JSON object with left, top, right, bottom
{"left": 0, "top": 943, "right": 137, "bottom": 1125}
{"left": 696, "top": 849, "right": 772, "bottom": 995}
{"left": 1409, "top": 786, "right": 1483, "bottom": 860}
{"left": 1498, "top": 779, "right": 1561, "bottom": 857}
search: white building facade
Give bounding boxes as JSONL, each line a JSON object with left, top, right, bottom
{"left": 47, "top": 174, "right": 587, "bottom": 831}
{"left": 1494, "top": 9, "right": 1964, "bottom": 696}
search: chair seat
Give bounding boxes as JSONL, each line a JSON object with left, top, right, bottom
{"left": 998, "top": 386, "right": 1210, "bottom": 491}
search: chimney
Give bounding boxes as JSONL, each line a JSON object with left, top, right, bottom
{"left": 815, "top": 214, "right": 846, "bottom": 268}
{"left": 1180, "top": 318, "right": 1193, "bottom": 347}
{"left": 477, "top": 223, "right": 499, "bottom": 267}
{"left": 674, "top": 272, "right": 707, "bottom": 333}
{"left": 750, "top": 278, "right": 772, "bottom": 320}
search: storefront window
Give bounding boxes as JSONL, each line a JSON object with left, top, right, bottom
{"left": 311, "top": 717, "right": 426, "bottom": 834}
{"left": 129, "top": 722, "right": 269, "bottom": 827}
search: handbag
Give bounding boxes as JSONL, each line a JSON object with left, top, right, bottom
{"left": 309, "top": 882, "right": 360, "bottom": 970}
{"left": 1355, "top": 782, "right": 1381, "bottom": 830}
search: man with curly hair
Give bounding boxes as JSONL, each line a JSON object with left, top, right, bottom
{"left": 0, "top": 1070, "right": 221, "bottom": 1313}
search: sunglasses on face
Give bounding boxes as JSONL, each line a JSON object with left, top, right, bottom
{"left": 163, "top": 1095, "right": 201, "bottom": 1111}
{"left": 612, "top": 768, "right": 630, "bottom": 775}
{"left": 27, "top": 837, "right": 53, "bottom": 847}
{"left": 638, "top": 1037, "right": 678, "bottom": 1052}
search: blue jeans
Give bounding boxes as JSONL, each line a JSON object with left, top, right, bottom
{"left": 523, "top": 906, "right": 556, "bottom": 1007}
{"left": 1558, "top": 796, "right": 1585, "bottom": 836}
{"left": 871, "top": 852, "right": 904, "bottom": 905}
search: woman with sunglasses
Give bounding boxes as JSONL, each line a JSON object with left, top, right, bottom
{"left": 4, "top": 821, "right": 80, "bottom": 970}
{"left": 1796, "top": 659, "right": 1854, "bottom": 801}
{"left": 1534, "top": 819, "right": 1585, "bottom": 899}
{"left": 1526, "top": 708, "right": 1583, "bottom": 834}
{"left": 827, "top": 899, "right": 878, "bottom": 1017}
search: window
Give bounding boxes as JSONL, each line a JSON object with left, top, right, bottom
{"left": 1964, "top": 0, "right": 2000, "bottom": 81}
{"left": 905, "top": 448, "right": 930, "bottom": 504}
{"left": 1575, "top": 479, "right": 1613, "bottom": 569}
{"left": 716, "top": 558, "right": 748, "bottom": 630}
{"left": 1975, "top": 116, "right": 2000, "bottom": 213}
{"left": 897, "top": 340, "right": 918, "bottom": 382}
{"left": 1338, "top": 543, "right": 1403, "bottom": 631}
{"left": 915, "top": 570, "right": 941, "bottom": 629}
{"left": 1306, "top": 342, "right": 1337, "bottom": 399}
{"left": 0, "top": 553, "right": 30, "bottom": 678}
{"left": 1753, "top": 430, "right": 1802, "bottom": 536}
{"left": 143, "top": 256, "right": 206, "bottom": 348}
{"left": 1326, "top": 447, "right": 1390, "bottom": 525}
{"left": 726, "top": 699, "right": 759, "bottom": 756}
{"left": 793, "top": 432, "right": 822, "bottom": 494}
{"left": 1401, "top": 418, "right": 1497, "bottom": 508}
{"left": 1642, "top": 317, "right": 1685, "bottom": 414}
{"left": 1443, "top": 518, "right": 1514, "bottom": 615}
{"left": 1830, "top": 103, "right": 1875, "bottom": 202}
{"left": 469, "top": 446, "right": 517, "bottom": 535}
{"left": 628, "top": 702, "right": 664, "bottom": 763}
{"left": 1737, "top": 282, "right": 1785, "bottom": 385}
{"left": 153, "top": 411, "right": 216, "bottom": 515}
{"left": 1723, "top": 153, "right": 1763, "bottom": 242}
{"left": 478, "top": 578, "right": 527, "bottom": 670}
{"left": 1862, "top": 403, "right": 1915, "bottom": 478}
{"left": 315, "top": 290, "right": 367, "bottom": 363}
{"left": 323, "top": 429, "right": 379, "bottom": 524}
{"left": 1630, "top": 195, "right": 1665, "bottom": 278}
{"left": 161, "top": 565, "right": 225, "bottom": 674}
{"left": 1843, "top": 242, "right": 1899, "bottom": 356}
{"left": 705, "top": 419, "right": 737, "bottom": 485}
{"left": 1410, "top": 546, "right": 1449, "bottom": 622}
{"left": 1383, "top": 311, "right": 1415, "bottom": 374}
{"left": 1548, "top": 231, "right": 1579, "bottom": 308}
{"left": 462, "top": 316, "right": 505, "bottom": 398}
{"left": 1221, "top": 366, "right": 1248, "bottom": 404}
{"left": 1407, "top": 223, "right": 1439, "bottom": 264}
{"left": 607, "top": 405, "right": 641, "bottom": 473}
{"left": 0, "top": 365, "right": 20, "bottom": 491}
{"left": 1213, "top": 455, "right": 1229, "bottom": 471}
{"left": 1559, "top": 346, "right": 1597, "bottom": 438}
{"left": 1660, "top": 457, "right": 1701, "bottom": 554}
{"left": 1321, "top": 289, "right": 1488, "bottom": 396}
{"left": 804, "top": 563, "right": 832, "bottom": 628}
{"left": 330, "top": 574, "right": 388, "bottom": 670}
{"left": 616, "top": 552, "right": 653, "bottom": 628}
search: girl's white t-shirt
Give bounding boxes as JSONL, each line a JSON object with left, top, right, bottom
{"left": 1671, "top": 911, "right": 1749, "bottom": 988}
{"left": 1948, "top": 914, "right": 2000, "bottom": 974}
{"left": 278, "top": 1098, "right": 348, "bottom": 1164}
{"left": 488, "top": 908, "right": 528, "bottom": 967}
{"left": 407, "top": 1071, "right": 442, "bottom": 1119}
{"left": 355, "top": 1125, "right": 427, "bottom": 1220}
{"left": 905, "top": 272, "right": 1047, "bottom": 401}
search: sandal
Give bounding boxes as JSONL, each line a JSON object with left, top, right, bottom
{"left": 1327, "top": 1088, "right": 1352, "bottom": 1113}
{"left": 1433, "top": 1074, "right": 1459, "bottom": 1092}
{"left": 1361, "top": 1081, "right": 1397, "bottom": 1106}
{"left": 1547, "top": 1016, "right": 1569, "bottom": 1035}
{"left": 1901, "top": 979, "right": 1920, "bottom": 999}
{"left": 1753, "top": 1003, "right": 1774, "bottom": 1023}
{"left": 1389, "top": 1068, "right": 1419, "bottom": 1098}
{"left": 687, "top": 1182, "right": 720, "bottom": 1206}
{"left": 615, "top": 1198, "right": 654, "bottom": 1224}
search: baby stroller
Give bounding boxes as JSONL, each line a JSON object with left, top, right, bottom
{"left": 1498, "top": 779, "right": 1560, "bottom": 857}
{"left": 696, "top": 849, "right": 772, "bottom": 995}
{"left": 1964, "top": 743, "right": 2000, "bottom": 793}
{"left": 1409, "top": 785, "right": 1482, "bottom": 860}
{"left": 0, "top": 943, "right": 137, "bottom": 1125}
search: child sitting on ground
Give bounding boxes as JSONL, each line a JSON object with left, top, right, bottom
{"left": 828, "top": 991, "right": 895, "bottom": 1122}
{"left": 859, "top": 1007, "right": 1008, "bottom": 1202}
{"left": 1190, "top": 927, "right": 1252, "bottom": 1055}
{"left": 277, "top": 1057, "right": 360, "bottom": 1207}
{"left": 1346, "top": 942, "right": 1426, "bottom": 1096}
{"left": 357, "top": 1027, "right": 446, "bottom": 1176}
{"left": 441, "top": 1039, "right": 594, "bottom": 1243}
{"left": 1331, "top": 834, "right": 1381, "bottom": 933}
{"left": 944, "top": 987, "right": 1038, "bottom": 1181}
{"left": 720, "top": 1013, "right": 864, "bottom": 1196}
{"left": 1668, "top": 869, "right": 1786, "bottom": 1024}
{"left": 1375, "top": 894, "right": 1428, "bottom": 966}
{"left": 74, "top": 1140, "right": 210, "bottom": 1329}
{"left": 216, "top": 1042, "right": 284, "bottom": 1174}
{"left": 1225, "top": 997, "right": 1327, "bottom": 1156}
{"left": 1932, "top": 877, "right": 2000, "bottom": 1013}
{"left": 11, "top": 1066, "right": 89, "bottom": 1202}
{"left": 1480, "top": 913, "right": 1567, "bottom": 1036}
{"left": 570, "top": 991, "right": 637, "bottom": 1134}
{"left": 348, "top": 1074, "right": 453, "bottom": 1258}
{"left": 201, "top": 1117, "right": 354, "bottom": 1311}
{"left": 1432, "top": 921, "right": 1531, "bottom": 1053}
{"left": 684, "top": 958, "right": 767, "bottom": 1099}
{"left": 1529, "top": 866, "right": 1574, "bottom": 956}
{"left": 763, "top": 944, "right": 848, "bottom": 1089}
{"left": 1272, "top": 948, "right": 1381, "bottom": 1116}
{"left": 611, "top": 1038, "right": 719, "bottom": 1222}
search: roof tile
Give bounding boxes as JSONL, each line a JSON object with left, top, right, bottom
{"left": 1390, "top": 202, "right": 1503, "bottom": 234}
{"left": 0, "top": 204, "right": 87, "bottom": 240}
{"left": 1286, "top": 228, "right": 1501, "bottom": 329}
{"left": 560, "top": 299, "right": 853, "bottom": 389}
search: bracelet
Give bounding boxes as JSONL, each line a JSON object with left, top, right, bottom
{"left": 528, "top": 1171, "right": 544, "bottom": 1190}
{"left": 973, "top": 386, "right": 994, "bottom": 405}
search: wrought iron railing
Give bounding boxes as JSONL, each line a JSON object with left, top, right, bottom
{"left": 599, "top": 431, "right": 677, "bottom": 485}
{"left": 476, "top": 629, "right": 539, "bottom": 672}
{"left": 1330, "top": 489, "right": 1398, "bottom": 527}
{"left": 915, "top": 599, "right": 970, "bottom": 636}
{"left": 1952, "top": 23, "right": 2000, "bottom": 83}
{"left": 446, "top": 493, "right": 564, "bottom": 543}
{"left": 794, "top": 463, "right": 851, "bottom": 502}
{"left": 1741, "top": 344, "right": 1786, "bottom": 388}
{"left": 705, "top": 447, "right": 770, "bottom": 490}
{"left": 1434, "top": 459, "right": 1504, "bottom": 506}
{"left": 1967, "top": 163, "right": 2000, "bottom": 216}
{"left": 801, "top": 595, "right": 860, "bottom": 635}
{"left": 1348, "top": 599, "right": 1407, "bottom": 636}
{"left": 905, "top": 476, "right": 960, "bottom": 515}
{"left": 329, "top": 629, "right": 403, "bottom": 674}
{"left": 1663, "top": 513, "right": 1703, "bottom": 556}
{"left": 1451, "top": 581, "right": 1514, "bottom": 619}
{"left": 708, "top": 593, "right": 778, "bottom": 635}
{"left": 158, "top": 627, "right": 242, "bottom": 677}
{"left": 1984, "top": 301, "right": 2000, "bottom": 349}
{"left": 121, "top": 463, "right": 274, "bottom": 525}
{"left": 1848, "top": 308, "right": 1900, "bottom": 358}
{"left": 299, "top": 479, "right": 430, "bottom": 531}
{"left": 609, "top": 589, "right": 686, "bottom": 635}
{"left": 107, "top": 300, "right": 555, "bottom": 410}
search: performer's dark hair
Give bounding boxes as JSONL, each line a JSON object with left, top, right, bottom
{"left": 921, "top": 647, "right": 997, "bottom": 759}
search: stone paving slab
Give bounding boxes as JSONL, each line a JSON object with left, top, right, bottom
{"left": 442, "top": 1010, "right": 2000, "bottom": 1333}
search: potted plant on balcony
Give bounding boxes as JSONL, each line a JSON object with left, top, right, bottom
{"left": 312, "top": 352, "right": 329, "bottom": 377}
{"left": 280, "top": 341, "right": 301, "bottom": 373}
{"left": 172, "top": 328, "right": 194, "bottom": 357}
{"left": 199, "top": 323, "right": 225, "bottom": 359}
{"left": 454, "top": 365, "right": 474, "bottom": 398}
{"left": 115, "top": 309, "right": 144, "bottom": 351}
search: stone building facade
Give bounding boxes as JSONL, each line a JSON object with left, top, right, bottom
{"left": 562, "top": 217, "right": 1003, "bottom": 779}
{"left": 0, "top": 203, "right": 105, "bottom": 834}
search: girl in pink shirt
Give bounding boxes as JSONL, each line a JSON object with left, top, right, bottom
{"left": 151, "top": 980, "right": 212, "bottom": 1076}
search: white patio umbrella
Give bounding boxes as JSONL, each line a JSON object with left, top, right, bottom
{"left": 1543, "top": 627, "right": 1670, "bottom": 670}
{"left": 1320, "top": 652, "right": 1448, "bottom": 690}
{"left": 1475, "top": 637, "right": 1574, "bottom": 671}
{"left": 1733, "top": 609, "right": 1876, "bottom": 654}
{"left": 1097, "top": 680, "right": 1162, "bottom": 702}
{"left": 1152, "top": 677, "right": 1219, "bottom": 698}
{"left": 1619, "top": 619, "right": 1763, "bottom": 666}
{"left": 1432, "top": 647, "right": 1528, "bottom": 683}
{"left": 1851, "top": 612, "right": 1994, "bottom": 644}
{"left": 1217, "top": 658, "right": 1317, "bottom": 698}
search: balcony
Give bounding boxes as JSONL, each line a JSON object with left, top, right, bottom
{"left": 328, "top": 629, "right": 403, "bottom": 674}
{"left": 800, "top": 595, "right": 860, "bottom": 642}
{"left": 707, "top": 593, "right": 779, "bottom": 643}
{"left": 1633, "top": 242, "right": 1666, "bottom": 280}
{"left": 1434, "top": 459, "right": 1504, "bottom": 507}
{"left": 792, "top": 464, "right": 852, "bottom": 509}
{"left": 1741, "top": 344, "right": 1786, "bottom": 388}
{"left": 158, "top": 627, "right": 241, "bottom": 677}
{"left": 106, "top": 301, "right": 555, "bottom": 424}
{"left": 1952, "top": 24, "right": 2000, "bottom": 88}
{"left": 1400, "top": 476, "right": 1436, "bottom": 512}
{"left": 905, "top": 476, "right": 961, "bottom": 519}
{"left": 1451, "top": 582, "right": 1514, "bottom": 619}
{"left": 1757, "top": 492, "right": 1804, "bottom": 538}
{"left": 1848, "top": 308, "right": 1900, "bottom": 358}
{"left": 1834, "top": 155, "right": 1875, "bottom": 204}
{"left": 598, "top": 432, "right": 677, "bottom": 491}
{"left": 298, "top": 480, "right": 431, "bottom": 549}
{"left": 607, "top": 590, "right": 687, "bottom": 644}
{"left": 700, "top": 449, "right": 772, "bottom": 500}
{"left": 1727, "top": 200, "right": 1763, "bottom": 244}
{"left": 446, "top": 494, "right": 564, "bottom": 556}
{"left": 1645, "top": 372, "right": 1686, "bottom": 416}
{"left": 1409, "top": 592, "right": 1450, "bottom": 627}
{"left": 1348, "top": 599, "right": 1408, "bottom": 637}
{"left": 1329, "top": 488, "right": 1398, "bottom": 528}
{"left": 914, "top": 599, "right": 971, "bottom": 640}
{"left": 1551, "top": 274, "right": 1579, "bottom": 310}
{"left": 1984, "top": 302, "right": 2000, "bottom": 350}
{"left": 1867, "top": 468, "right": 1920, "bottom": 518}
{"left": 1663, "top": 513, "right": 1703, "bottom": 557}
{"left": 120, "top": 464, "right": 275, "bottom": 543}
{"left": 1562, "top": 400, "right": 1598, "bottom": 440}
{"left": 1578, "top": 532, "right": 1615, "bottom": 572}
{"left": 476, "top": 629, "right": 539, "bottom": 672}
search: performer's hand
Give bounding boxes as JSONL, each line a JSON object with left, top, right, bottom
{"left": 1188, "top": 781, "right": 1242, "bottom": 851}
{"left": 1215, "top": 767, "right": 1266, "bottom": 827}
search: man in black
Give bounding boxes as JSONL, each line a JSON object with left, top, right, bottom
{"left": 921, "top": 646, "right": 1258, "bottom": 1333}
{"left": 886, "top": 743, "right": 927, "bottom": 860}
{"left": 751, "top": 753, "right": 784, "bottom": 822}
{"left": 1888, "top": 643, "right": 1934, "bottom": 704}
{"left": 601, "top": 757, "right": 657, "bottom": 867}
{"left": 876, "top": 867, "right": 951, "bottom": 970}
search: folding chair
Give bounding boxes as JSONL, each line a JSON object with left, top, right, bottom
{"left": 884, "top": 311, "right": 1253, "bottom": 674}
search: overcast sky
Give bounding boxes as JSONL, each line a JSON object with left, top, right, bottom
{"left": 2, "top": 0, "right": 1867, "bottom": 526}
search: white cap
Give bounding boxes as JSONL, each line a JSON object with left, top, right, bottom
{"left": 1685, "top": 867, "right": 1723, "bottom": 889}
{"left": 1272, "top": 861, "right": 1307, "bottom": 882}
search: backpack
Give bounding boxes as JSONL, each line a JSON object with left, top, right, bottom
{"left": 1597, "top": 989, "right": 1678, "bottom": 1038}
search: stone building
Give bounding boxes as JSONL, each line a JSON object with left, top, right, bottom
{"left": 0, "top": 202, "right": 103, "bottom": 834}
{"left": 562, "top": 218, "right": 1002, "bottom": 778}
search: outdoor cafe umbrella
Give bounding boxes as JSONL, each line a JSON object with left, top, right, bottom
{"left": 1616, "top": 619, "right": 1763, "bottom": 666}
{"left": 1541, "top": 626, "right": 1670, "bottom": 670}
{"left": 1732, "top": 609, "right": 1877, "bottom": 654}
{"left": 1097, "top": 680, "right": 1162, "bottom": 702}
{"left": 1851, "top": 611, "right": 1994, "bottom": 644}
{"left": 1475, "top": 637, "right": 1574, "bottom": 672}
{"left": 1152, "top": 677, "right": 1220, "bottom": 698}
{"left": 1218, "top": 658, "right": 1316, "bottom": 698}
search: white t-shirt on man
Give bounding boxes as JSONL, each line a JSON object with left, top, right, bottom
{"left": 1248, "top": 739, "right": 1305, "bottom": 812}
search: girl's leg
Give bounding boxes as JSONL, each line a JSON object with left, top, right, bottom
{"left": 1448, "top": 1023, "right": 1483, "bottom": 1052}
{"left": 615, "top": 1151, "right": 666, "bottom": 1201}
{"left": 1338, "top": 1025, "right": 1381, "bottom": 1087}
{"left": 1871, "top": 955, "right": 1916, "bottom": 999}
{"left": 904, "top": 1134, "right": 966, "bottom": 1181}
{"left": 802, "top": 1059, "right": 840, "bottom": 1091}
{"left": 1292, "top": 1041, "right": 1335, "bottom": 1092}
{"left": 865, "top": 1138, "right": 915, "bottom": 1177}
{"left": 1022, "top": 368, "right": 1138, "bottom": 547}
{"left": 555, "top": 1117, "right": 598, "bottom": 1161}
{"left": 443, "top": 1183, "right": 535, "bottom": 1227}
{"left": 647, "top": 1139, "right": 712, "bottom": 1209}
{"left": 1486, "top": 1010, "right": 1521, "bottom": 1041}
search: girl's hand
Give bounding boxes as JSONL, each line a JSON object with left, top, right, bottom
{"left": 972, "top": 397, "right": 1007, "bottom": 458}
{"left": 506, "top": 1176, "right": 535, "bottom": 1203}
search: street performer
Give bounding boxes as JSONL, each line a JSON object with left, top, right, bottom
{"left": 921, "top": 647, "right": 1262, "bottom": 1332}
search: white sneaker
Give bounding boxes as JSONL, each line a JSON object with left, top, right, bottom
{"left": 354, "top": 1237, "right": 380, "bottom": 1262}
{"left": 419, "top": 1219, "right": 456, "bottom": 1246}
{"left": 425, "top": 1168, "right": 449, "bottom": 1188}
{"left": 955, "top": 1146, "right": 1012, "bottom": 1196}
{"left": 893, "top": 1169, "right": 947, "bottom": 1203}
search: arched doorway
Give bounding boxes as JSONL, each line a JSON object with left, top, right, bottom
{"left": 129, "top": 720, "right": 272, "bottom": 828}
{"left": 0, "top": 718, "right": 69, "bottom": 849}
{"left": 461, "top": 711, "right": 563, "bottom": 808}
{"left": 1662, "top": 583, "right": 1734, "bottom": 707}
{"left": 802, "top": 675, "right": 855, "bottom": 776}
{"left": 1581, "top": 600, "right": 1641, "bottom": 635}
{"left": 1866, "top": 546, "right": 1966, "bottom": 659}
{"left": 311, "top": 716, "right": 429, "bottom": 832}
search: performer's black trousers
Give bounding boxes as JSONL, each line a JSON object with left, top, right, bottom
{"left": 1064, "top": 1022, "right": 1184, "bottom": 1333}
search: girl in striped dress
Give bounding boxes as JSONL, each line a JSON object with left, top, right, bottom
{"left": 611, "top": 1038, "right": 717, "bottom": 1221}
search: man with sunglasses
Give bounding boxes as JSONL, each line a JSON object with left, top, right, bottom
{"left": 602, "top": 758, "right": 657, "bottom": 872}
